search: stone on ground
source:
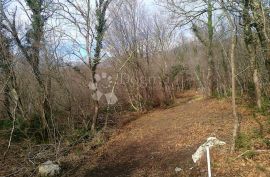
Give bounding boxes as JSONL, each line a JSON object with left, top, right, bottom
{"left": 38, "top": 160, "right": 60, "bottom": 177}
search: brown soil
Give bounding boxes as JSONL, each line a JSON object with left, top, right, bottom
{"left": 3, "top": 91, "right": 269, "bottom": 177}
{"left": 70, "top": 91, "right": 235, "bottom": 177}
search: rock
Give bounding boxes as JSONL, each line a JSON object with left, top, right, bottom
{"left": 38, "top": 160, "right": 60, "bottom": 177}
{"left": 175, "top": 167, "right": 182, "bottom": 173}
{"left": 192, "top": 137, "right": 226, "bottom": 163}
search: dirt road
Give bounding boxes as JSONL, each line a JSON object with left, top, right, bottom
{"left": 73, "top": 92, "right": 234, "bottom": 177}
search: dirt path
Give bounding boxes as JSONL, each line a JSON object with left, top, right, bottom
{"left": 74, "top": 92, "right": 235, "bottom": 177}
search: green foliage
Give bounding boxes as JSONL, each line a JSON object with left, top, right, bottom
{"left": 251, "top": 113, "right": 264, "bottom": 138}
{"left": 212, "top": 91, "right": 227, "bottom": 99}
{"left": 169, "top": 64, "right": 186, "bottom": 80}
{"left": 14, "top": 117, "right": 28, "bottom": 137}
{"left": 246, "top": 81, "right": 256, "bottom": 98}
{"left": 0, "top": 117, "right": 28, "bottom": 141}
{"left": 236, "top": 133, "right": 251, "bottom": 150}
{"left": 160, "top": 98, "right": 175, "bottom": 108}
{"left": 256, "top": 164, "right": 269, "bottom": 173}
{"left": 258, "top": 97, "right": 270, "bottom": 116}
{"left": 0, "top": 119, "right": 12, "bottom": 129}
{"left": 195, "top": 64, "right": 201, "bottom": 74}
{"left": 25, "top": 0, "right": 45, "bottom": 47}
{"left": 267, "top": 118, "right": 270, "bottom": 136}
{"left": 252, "top": 128, "right": 263, "bottom": 139}
{"left": 0, "top": 114, "right": 64, "bottom": 143}
{"left": 243, "top": 150, "right": 257, "bottom": 159}
{"left": 66, "top": 128, "right": 90, "bottom": 145}
{"left": 93, "top": 0, "right": 110, "bottom": 63}
{"left": 263, "top": 138, "right": 270, "bottom": 149}
{"left": 27, "top": 114, "right": 47, "bottom": 143}
{"left": 143, "top": 99, "right": 160, "bottom": 110}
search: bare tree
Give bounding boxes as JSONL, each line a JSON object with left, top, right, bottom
{"left": 219, "top": 0, "right": 239, "bottom": 152}
{"left": 0, "top": 0, "right": 23, "bottom": 120}
{"left": 2, "top": 0, "right": 55, "bottom": 139}
{"left": 160, "top": 0, "right": 217, "bottom": 96}
{"left": 59, "top": 0, "right": 112, "bottom": 133}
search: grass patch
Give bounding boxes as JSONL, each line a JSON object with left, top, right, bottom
{"left": 257, "top": 97, "right": 270, "bottom": 116}
{"left": 236, "top": 133, "right": 251, "bottom": 150}
{"left": 243, "top": 150, "right": 257, "bottom": 159}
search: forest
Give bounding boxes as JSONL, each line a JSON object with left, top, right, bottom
{"left": 0, "top": 0, "right": 270, "bottom": 176}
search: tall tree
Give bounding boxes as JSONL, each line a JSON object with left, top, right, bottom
{"left": 0, "top": 0, "right": 23, "bottom": 119}
{"left": 242, "top": 0, "right": 262, "bottom": 109}
{"left": 249, "top": 0, "right": 270, "bottom": 77}
{"left": 3, "top": 0, "right": 54, "bottom": 139}
{"left": 206, "top": 0, "right": 216, "bottom": 96}
{"left": 91, "top": 0, "right": 111, "bottom": 133}
{"left": 162, "top": 0, "right": 217, "bottom": 96}
{"left": 59, "top": 0, "right": 111, "bottom": 133}
{"left": 220, "top": 0, "right": 239, "bottom": 152}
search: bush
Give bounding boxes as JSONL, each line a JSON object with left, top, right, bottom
{"left": 0, "top": 117, "right": 28, "bottom": 141}
{"left": 0, "top": 119, "right": 13, "bottom": 129}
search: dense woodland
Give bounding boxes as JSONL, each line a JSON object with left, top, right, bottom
{"left": 1, "top": 0, "right": 270, "bottom": 176}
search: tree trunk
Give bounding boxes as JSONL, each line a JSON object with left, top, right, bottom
{"left": 31, "top": 56, "right": 52, "bottom": 139}
{"left": 4, "top": 83, "right": 12, "bottom": 118}
{"left": 89, "top": 0, "right": 110, "bottom": 133}
{"left": 207, "top": 0, "right": 216, "bottom": 96}
{"left": 250, "top": 49, "right": 262, "bottom": 109}
{"left": 91, "top": 71, "right": 99, "bottom": 134}
{"left": 243, "top": 0, "right": 262, "bottom": 109}
{"left": 91, "top": 100, "right": 99, "bottom": 134}
{"left": 220, "top": 0, "right": 239, "bottom": 152}
{"left": 230, "top": 33, "right": 239, "bottom": 153}
{"left": 250, "top": 0, "right": 270, "bottom": 78}
{"left": 0, "top": 33, "right": 22, "bottom": 119}
{"left": 253, "top": 68, "right": 262, "bottom": 109}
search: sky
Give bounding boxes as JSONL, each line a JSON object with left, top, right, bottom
{"left": 144, "top": 0, "right": 156, "bottom": 7}
{"left": 6, "top": 0, "right": 192, "bottom": 63}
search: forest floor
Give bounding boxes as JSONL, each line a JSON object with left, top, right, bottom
{"left": 1, "top": 91, "right": 270, "bottom": 177}
{"left": 63, "top": 91, "right": 267, "bottom": 177}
